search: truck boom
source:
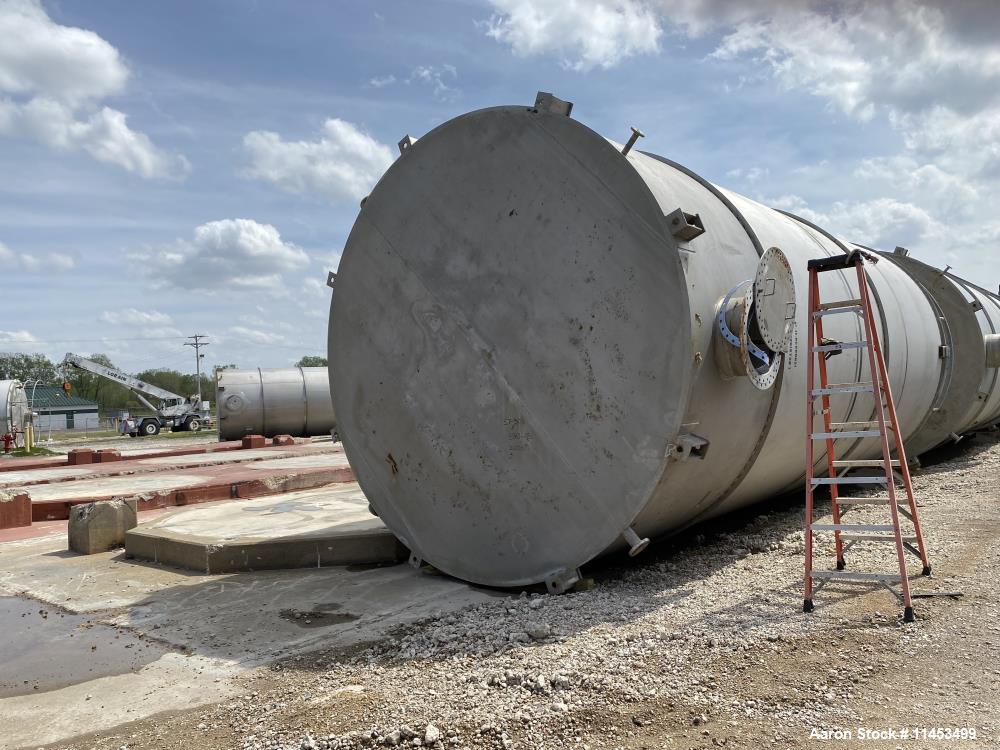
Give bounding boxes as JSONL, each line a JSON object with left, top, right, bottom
{"left": 62, "top": 353, "right": 209, "bottom": 436}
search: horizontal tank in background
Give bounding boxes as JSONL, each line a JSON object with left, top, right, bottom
{"left": 215, "top": 367, "right": 336, "bottom": 441}
{"left": 327, "top": 93, "right": 1000, "bottom": 591}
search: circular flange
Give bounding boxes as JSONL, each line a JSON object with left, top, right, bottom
{"left": 224, "top": 394, "right": 246, "bottom": 414}
{"left": 754, "top": 246, "right": 796, "bottom": 353}
{"left": 741, "top": 286, "right": 782, "bottom": 391}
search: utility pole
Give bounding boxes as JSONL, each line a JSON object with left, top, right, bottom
{"left": 184, "top": 334, "right": 209, "bottom": 404}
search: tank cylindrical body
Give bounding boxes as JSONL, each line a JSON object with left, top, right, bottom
{"left": 215, "top": 367, "right": 336, "bottom": 440}
{"left": 1, "top": 380, "right": 29, "bottom": 435}
{"left": 327, "top": 103, "right": 1000, "bottom": 589}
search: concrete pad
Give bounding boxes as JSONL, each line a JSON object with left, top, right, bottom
{"left": 249, "top": 453, "right": 342, "bottom": 470}
{"left": 0, "top": 466, "right": 95, "bottom": 487}
{"left": 0, "top": 530, "right": 497, "bottom": 749}
{"left": 68, "top": 499, "right": 137, "bottom": 554}
{"left": 24, "top": 473, "right": 212, "bottom": 502}
{"left": 0, "top": 491, "right": 30, "bottom": 529}
{"left": 126, "top": 484, "right": 405, "bottom": 573}
{"left": 135, "top": 446, "right": 300, "bottom": 467}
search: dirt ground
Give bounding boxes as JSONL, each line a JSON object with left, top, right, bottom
{"left": 21, "top": 429, "right": 1000, "bottom": 750}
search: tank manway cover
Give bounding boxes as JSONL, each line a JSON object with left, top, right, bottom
{"left": 328, "top": 105, "right": 694, "bottom": 588}
{"left": 754, "top": 246, "right": 796, "bottom": 353}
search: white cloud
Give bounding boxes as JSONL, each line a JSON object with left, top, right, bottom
{"left": 726, "top": 166, "right": 769, "bottom": 183}
{"left": 774, "top": 194, "right": 943, "bottom": 250}
{"left": 484, "top": 1, "right": 996, "bottom": 281}
{"left": 0, "top": 0, "right": 126, "bottom": 104}
{"left": 702, "top": 2, "right": 1000, "bottom": 127}
{"left": 0, "top": 0, "right": 188, "bottom": 179}
{"left": 485, "top": 0, "right": 662, "bottom": 71}
{"left": 226, "top": 325, "right": 286, "bottom": 346}
{"left": 369, "top": 74, "right": 396, "bottom": 88}
{"left": 852, "top": 156, "right": 979, "bottom": 215}
{"left": 408, "top": 65, "right": 459, "bottom": 101}
{"left": 100, "top": 308, "right": 173, "bottom": 326}
{"left": 132, "top": 219, "right": 309, "bottom": 292}
{"left": 0, "top": 329, "right": 38, "bottom": 344}
{"left": 243, "top": 118, "right": 393, "bottom": 203}
{"left": 0, "top": 240, "right": 75, "bottom": 272}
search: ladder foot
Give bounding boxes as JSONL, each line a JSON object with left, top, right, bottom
{"left": 803, "top": 599, "right": 815, "bottom": 613}
{"left": 921, "top": 564, "right": 932, "bottom": 576}
{"left": 836, "top": 558, "right": 846, "bottom": 570}
{"left": 903, "top": 606, "right": 915, "bottom": 623}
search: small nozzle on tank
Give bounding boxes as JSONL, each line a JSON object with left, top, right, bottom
{"left": 622, "top": 527, "right": 650, "bottom": 557}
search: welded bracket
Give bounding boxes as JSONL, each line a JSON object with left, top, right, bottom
{"left": 533, "top": 91, "right": 574, "bottom": 116}
{"left": 665, "top": 208, "right": 706, "bottom": 245}
{"left": 398, "top": 134, "right": 417, "bottom": 155}
{"left": 326, "top": 271, "right": 337, "bottom": 289}
{"left": 543, "top": 567, "right": 581, "bottom": 594}
{"left": 666, "top": 431, "right": 710, "bottom": 462}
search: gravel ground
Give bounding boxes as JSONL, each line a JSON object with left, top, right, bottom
{"left": 44, "top": 429, "right": 1000, "bottom": 750}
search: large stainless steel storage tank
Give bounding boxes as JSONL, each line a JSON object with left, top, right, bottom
{"left": 1, "top": 379, "right": 29, "bottom": 435}
{"left": 215, "top": 367, "right": 336, "bottom": 440}
{"left": 327, "top": 94, "right": 1000, "bottom": 591}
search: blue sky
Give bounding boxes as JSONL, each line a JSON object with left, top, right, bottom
{"left": 2, "top": 0, "right": 998, "bottom": 374}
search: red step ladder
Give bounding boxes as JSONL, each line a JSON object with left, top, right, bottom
{"left": 803, "top": 250, "right": 931, "bottom": 622}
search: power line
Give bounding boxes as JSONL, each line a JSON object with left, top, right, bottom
{"left": 0, "top": 335, "right": 187, "bottom": 344}
{"left": 184, "top": 334, "right": 209, "bottom": 404}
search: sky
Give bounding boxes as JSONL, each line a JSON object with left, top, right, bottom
{"left": 2, "top": 0, "right": 998, "bottom": 375}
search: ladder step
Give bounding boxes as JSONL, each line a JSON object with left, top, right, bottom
{"left": 811, "top": 341, "right": 868, "bottom": 352}
{"left": 813, "top": 305, "right": 863, "bottom": 318}
{"left": 839, "top": 533, "right": 918, "bottom": 542}
{"left": 832, "top": 459, "right": 900, "bottom": 467}
{"left": 816, "top": 298, "right": 863, "bottom": 310}
{"left": 810, "top": 570, "right": 902, "bottom": 583}
{"left": 828, "top": 421, "right": 894, "bottom": 431}
{"left": 834, "top": 499, "right": 914, "bottom": 519}
{"left": 812, "top": 523, "right": 896, "bottom": 532}
{"left": 812, "top": 383, "right": 874, "bottom": 396}
{"left": 811, "top": 430, "right": 881, "bottom": 439}
{"left": 811, "top": 476, "right": 887, "bottom": 485}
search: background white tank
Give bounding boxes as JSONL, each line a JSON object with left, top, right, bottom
{"left": 215, "top": 367, "right": 336, "bottom": 441}
{"left": 327, "top": 95, "right": 1000, "bottom": 590}
{"left": 0, "top": 380, "right": 29, "bottom": 436}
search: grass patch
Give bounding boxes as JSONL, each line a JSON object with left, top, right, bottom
{"left": 162, "top": 428, "right": 218, "bottom": 439}
{"left": 10, "top": 445, "right": 58, "bottom": 457}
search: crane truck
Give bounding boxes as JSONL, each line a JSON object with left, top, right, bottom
{"left": 62, "top": 353, "right": 210, "bottom": 437}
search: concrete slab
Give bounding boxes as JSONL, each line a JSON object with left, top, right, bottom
{"left": 135, "top": 445, "right": 307, "bottom": 467}
{"left": 248, "top": 453, "right": 343, "bottom": 470}
{"left": 0, "top": 466, "right": 96, "bottom": 487}
{"left": 0, "top": 531, "right": 498, "bottom": 749}
{"left": 26, "top": 473, "right": 212, "bottom": 502}
{"left": 125, "top": 484, "right": 405, "bottom": 573}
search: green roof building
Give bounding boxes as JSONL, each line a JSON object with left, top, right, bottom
{"left": 27, "top": 386, "right": 100, "bottom": 432}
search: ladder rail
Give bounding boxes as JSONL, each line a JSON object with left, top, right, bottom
{"left": 804, "top": 270, "right": 818, "bottom": 607}
{"left": 813, "top": 289, "right": 846, "bottom": 566}
{"left": 856, "top": 261, "right": 931, "bottom": 574}
{"left": 855, "top": 262, "right": 913, "bottom": 614}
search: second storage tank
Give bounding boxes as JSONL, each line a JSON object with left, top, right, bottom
{"left": 215, "top": 367, "right": 336, "bottom": 440}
